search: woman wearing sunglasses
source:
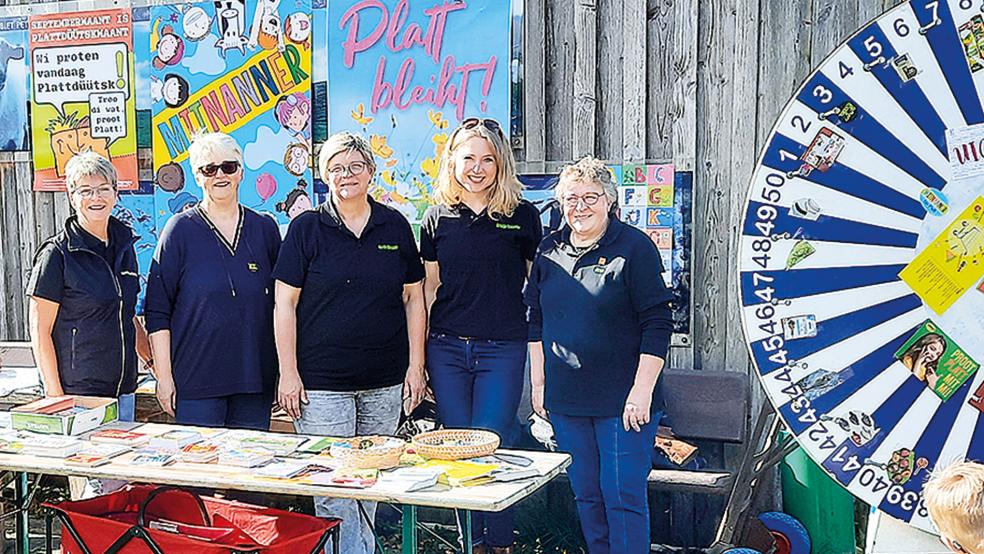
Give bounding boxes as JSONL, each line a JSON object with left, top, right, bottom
{"left": 421, "top": 118, "right": 541, "bottom": 554}
{"left": 145, "top": 132, "right": 282, "bottom": 430}
{"left": 273, "top": 132, "right": 427, "bottom": 554}
{"left": 525, "top": 157, "right": 673, "bottom": 554}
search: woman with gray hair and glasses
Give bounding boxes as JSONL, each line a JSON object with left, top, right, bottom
{"left": 524, "top": 156, "right": 674, "bottom": 554}
{"left": 27, "top": 151, "right": 152, "bottom": 420}
{"left": 273, "top": 131, "right": 427, "bottom": 554}
{"left": 145, "top": 132, "right": 282, "bottom": 430}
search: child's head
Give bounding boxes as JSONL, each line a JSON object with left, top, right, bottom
{"left": 924, "top": 461, "right": 984, "bottom": 553}
{"left": 275, "top": 93, "right": 311, "bottom": 134}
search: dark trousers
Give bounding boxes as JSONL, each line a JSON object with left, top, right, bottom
{"left": 175, "top": 392, "right": 273, "bottom": 430}
{"left": 551, "top": 411, "right": 661, "bottom": 554}
{"left": 426, "top": 333, "right": 526, "bottom": 548}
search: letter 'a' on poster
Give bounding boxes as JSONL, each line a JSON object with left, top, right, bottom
{"left": 29, "top": 8, "right": 139, "bottom": 192}
{"left": 149, "top": 0, "right": 313, "bottom": 234}
{"left": 326, "top": 0, "right": 511, "bottom": 234}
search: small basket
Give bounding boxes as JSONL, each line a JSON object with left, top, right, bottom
{"left": 411, "top": 429, "right": 500, "bottom": 460}
{"left": 328, "top": 436, "right": 405, "bottom": 469}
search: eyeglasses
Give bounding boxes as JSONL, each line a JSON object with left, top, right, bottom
{"left": 326, "top": 161, "right": 368, "bottom": 178}
{"left": 460, "top": 117, "right": 504, "bottom": 138}
{"left": 562, "top": 192, "right": 604, "bottom": 207}
{"left": 198, "top": 161, "right": 241, "bottom": 177}
{"left": 71, "top": 185, "right": 116, "bottom": 199}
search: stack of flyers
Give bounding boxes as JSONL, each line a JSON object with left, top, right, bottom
{"left": 0, "top": 431, "right": 26, "bottom": 454}
{"left": 90, "top": 429, "right": 150, "bottom": 447}
{"left": 376, "top": 466, "right": 444, "bottom": 492}
{"left": 235, "top": 435, "right": 306, "bottom": 456}
{"left": 297, "top": 437, "right": 337, "bottom": 454}
{"left": 255, "top": 460, "right": 310, "bottom": 479}
{"left": 149, "top": 430, "right": 202, "bottom": 451}
{"left": 130, "top": 452, "right": 177, "bottom": 467}
{"left": 326, "top": 468, "right": 379, "bottom": 488}
{"left": 180, "top": 442, "right": 220, "bottom": 463}
{"left": 219, "top": 449, "right": 274, "bottom": 468}
{"left": 79, "top": 442, "right": 131, "bottom": 459}
{"left": 65, "top": 453, "right": 112, "bottom": 467}
{"left": 20, "top": 434, "right": 82, "bottom": 458}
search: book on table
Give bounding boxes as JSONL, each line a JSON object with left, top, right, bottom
{"left": 218, "top": 449, "right": 274, "bottom": 468}
{"left": 79, "top": 442, "right": 131, "bottom": 459}
{"left": 65, "top": 453, "right": 112, "bottom": 467}
{"left": 149, "top": 430, "right": 202, "bottom": 451}
{"left": 179, "top": 442, "right": 219, "bottom": 463}
{"left": 11, "top": 396, "right": 75, "bottom": 415}
{"left": 90, "top": 429, "right": 149, "bottom": 447}
{"left": 130, "top": 452, "right": 177, "bottom": 467}
{"left": 20, "top": 434, "right": 82, "bottom": 458}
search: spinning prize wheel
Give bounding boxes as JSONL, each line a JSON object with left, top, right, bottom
{"left": 739, "top": 0, "right": 984, "bottom": 532}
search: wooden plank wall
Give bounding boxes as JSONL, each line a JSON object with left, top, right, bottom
{"left": 0, "top": 0, "right": 907, "bottom": 547}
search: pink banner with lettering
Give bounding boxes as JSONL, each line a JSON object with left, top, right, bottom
{"left": 327, "top": 0, "right": 511, "bottom": 228}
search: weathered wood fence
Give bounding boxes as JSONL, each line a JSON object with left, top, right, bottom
{"left": 0, "top": 0, "right": 906, "bottom": 547}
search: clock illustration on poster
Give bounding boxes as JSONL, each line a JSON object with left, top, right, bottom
{"left": 739, "top": 0, "right": 984, "bottom": 532}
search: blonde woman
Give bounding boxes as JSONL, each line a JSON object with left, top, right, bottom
{"left": 421, "top": 118, "right": 542, "bottom": 553}
{"left": 273, "top": 132, "right": 427, "bottom": 554}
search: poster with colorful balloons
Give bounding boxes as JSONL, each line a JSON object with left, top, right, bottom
{"left": 149, "top": 0, "right": 313, "bottom": 235}
{"left": 326, "top": 0, "right": 512, "bottom": 230}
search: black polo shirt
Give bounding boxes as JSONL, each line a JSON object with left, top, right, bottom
{"left": 420, "top": 200, "right": 541, "bottom": 340}
{"left": 273, "top": 198, "right": 424, "bottom": 391}
{"left": 525, "top": 220, "right": 674, "bottom": 417}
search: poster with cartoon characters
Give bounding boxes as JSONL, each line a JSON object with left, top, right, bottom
{"left": 114, "top": 182, "right": 159, "bottom": 311}
{"left": 29, "top": 8, "right": 139, "bottom": 191}
{"left": 0, "top": 16, "right": 28, "bottom": 152}
{"left": 326, "top": 0, "right": 511, "bottom": 229}
{"left": 149, "top": 0, "right": 313, "bottom": 233}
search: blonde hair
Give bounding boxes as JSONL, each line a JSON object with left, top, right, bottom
{"left": 924, "top": 461, "right": 984, "bottom": 553}
{"left": 65, "top": 151, "right": 117, "bottom": 191}
{"left": 432, "top": 121, "right": 522, "bottom": 219}
{"left": 556, "top": 156, "right": 618, "bottom": 205}
{"left": 188, "top": 131, "right": 243, "bottom": 170}
{"left": 318, "top": 131, "right": 375, "bottom": 179}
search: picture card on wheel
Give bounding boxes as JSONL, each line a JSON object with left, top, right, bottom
{"left": 895, "top": 319, "right": 980, "bottom": 402}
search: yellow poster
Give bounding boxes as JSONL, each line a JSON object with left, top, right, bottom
{"left": 900, "top": 196, "right": 984, "bottom": 314}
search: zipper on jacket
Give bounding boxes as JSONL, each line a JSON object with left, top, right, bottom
{"left": 71, "top": 327, "right": 77, "bottom": 373}
{"left": 79, "top": 247, "right": 126, "bottom": 397}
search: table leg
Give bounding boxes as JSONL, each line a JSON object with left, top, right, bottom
{"left": 15, "top": 472, "right": 28, "bottom": 554}
{"left": 455, "top": 509, "right": 472, "bottom": 554}
{"left": 44, "top": 510, "right": 51, "bottom": 554}
{"left": 401, "top": 505, "right": 417, "bottom": 554}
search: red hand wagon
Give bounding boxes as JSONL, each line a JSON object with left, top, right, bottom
{"left": 43, "top": 485, "right": 340, "bottom": 554}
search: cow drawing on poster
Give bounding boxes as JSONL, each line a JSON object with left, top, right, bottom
{"left": 214, "top": 0, "right": 248, "bottom": 57}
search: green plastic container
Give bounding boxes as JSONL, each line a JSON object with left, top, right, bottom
{"left": 780, "top": 442, "right": 857, "bottom": 554}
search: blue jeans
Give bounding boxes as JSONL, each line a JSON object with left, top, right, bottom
{"left": 426, "top": 333, "right": 526, "bottom": 548}
{"left": 175, "top": 392, "right": 272, "bottom": 430}
{"left": 551, "top": 411, "right": 662, "bottom": 554}
{"left": 295, "top": 384, "right": 403, "bottom": 554}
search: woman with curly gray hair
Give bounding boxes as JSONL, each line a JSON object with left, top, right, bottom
{"left": 524, "top": 156, "right": 674, "bottom": 554}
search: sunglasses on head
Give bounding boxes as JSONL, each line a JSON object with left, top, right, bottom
{"left": 198, "top": 161, "right": 241, "bottom": 177}
{"left": 459, "top": 117, "right": 504, "bottom": 138}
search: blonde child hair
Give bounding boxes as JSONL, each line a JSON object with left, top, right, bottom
{"left": 923, "top": 461, "right": 984, "bottom": 553}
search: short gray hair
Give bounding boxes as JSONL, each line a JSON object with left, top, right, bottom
{"left": 555, "top": 156, "right": 618, "bottom": 204}
{"left": 188, "top": 131, "right": 242, "bottom": 170}
{"left": 64, "top": 151, "right": 117, "bottom": 191}
{"left": 318, "top": 131, "right": 375, "bottom": 178}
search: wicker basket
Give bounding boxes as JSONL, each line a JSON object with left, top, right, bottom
{"left": 328, "top": 436, "right": 406, "bottom": 469}
{"left": 411, "top": 429, "right": 500, "bottom": 460}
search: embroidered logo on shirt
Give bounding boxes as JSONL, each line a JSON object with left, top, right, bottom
{"left": 593, "top": 257, "right": 608, "bottom": 274}
{"left": 247, "top": 262, "right": 259, "bottom": 272}
{"left": 377, "top": 244, "right": 399, "bottom": 251}
{"left": 496, "top": 223, "right": 521, "bottom": 230}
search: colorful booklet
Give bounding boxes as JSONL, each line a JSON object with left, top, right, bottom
{"left": 90, "top": 429, "right": 150, "bottom": 447}
{"left": 79, "top": 442, "right": 131, "bottom": 459}
{"left": 179, "top": 443, "right": 220, "bottom": 463}
{"left": 218, "top": 449, "right": 274, "bottom": 468}
{"left": 65, "top": 453, "right": 112, "bottom": 467}
{"left": 20, "top": 434, "right": 82, "bottom": 458}
{"left": 149, "top": 430, "right": 202, "bottom": 451}
{"left": 130, "top": 452, "right": 177, "bottom": 467}
{"left": 255, "top": 460, "right": 310, "bottom": 479}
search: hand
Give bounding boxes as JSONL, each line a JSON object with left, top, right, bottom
{"left": 155, "top": 375, "right": 176, "bottom": 417}
{"left": 403, "top": 366, "right": 428, "bottom": 415}
{"left": 45, "top": 386, "right": 65, "bottom": 398}
{"left": 277, "top": 371, "right": 307, "bottom": 421}
{"left": 623, "top": 384, "right": 654, "bottom": 432}
{"left": 531, "top": 384, "right": 548, "bottom": 420}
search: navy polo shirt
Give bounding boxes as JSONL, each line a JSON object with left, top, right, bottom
{"left": 272, "top": 198, "right": 425, "bottom": 392}
{"left": 144, "top": 206, "right": 282, "bottom": 400}
{"left": 525, "top": 219, "right": 674, "bottom": 417}
{"left": 420, "top": 201, "right": 541, "bottom": 340}
{"left": 26, "top": 216, "right": 141, "bottom": 397}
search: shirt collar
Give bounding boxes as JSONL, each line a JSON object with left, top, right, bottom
{"left": 65, "top": 215, "right": 137, "bottom": 252}
{"left": 318, "top": 195, "right": 383, "bottom": 232}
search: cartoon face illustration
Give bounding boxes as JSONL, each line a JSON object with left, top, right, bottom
{"left": 156, "top": 162, "right": 185, "bottom": 193}
{"left": 284, "top": 13, "right": 310, "bottom": 44}
{"left": 154, "top": 26, "right": 185, "bottom": 69}
{"left": 161, "top": 74, "right": 189, "bottom": 109}
{"left": 283, "top": 143, "right": 308, "bottom": 176}
{"left": 275, "top": 93, "right": 311, "bottom": 139}
{"left": 183, "top": 7, "right": 211, "bottom": 42}
{"left": 258, "top": 14, "right": 281, "bottom": 50}
{"left": 214, "top": 0, "right": 248, "bottom": 57}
